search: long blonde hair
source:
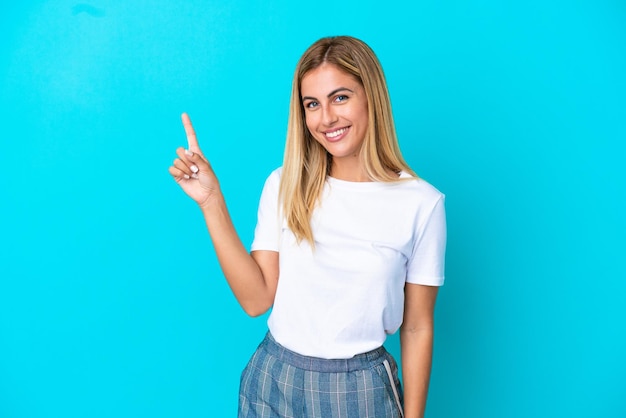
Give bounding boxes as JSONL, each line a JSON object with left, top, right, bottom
{"left": 279, "top": 36, "right": 416, "bottom": 245}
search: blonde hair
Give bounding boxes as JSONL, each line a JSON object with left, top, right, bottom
{"left": 279, "top": 36, "right": 416, "bottom": 245}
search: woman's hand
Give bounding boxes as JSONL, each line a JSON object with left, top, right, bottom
{"left": 168, "top": 113, "right": 279, "bottom": 316}
{"left": 169, "top": 113, "right": 221, "bottom": 208}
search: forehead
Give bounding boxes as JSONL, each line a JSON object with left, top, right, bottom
{"left": 300, "top": 63, "right": 361, "bottom": 95}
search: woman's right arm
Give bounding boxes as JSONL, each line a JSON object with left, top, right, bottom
{"left": 168, "top": 113, "right": 278, "bottom": 317}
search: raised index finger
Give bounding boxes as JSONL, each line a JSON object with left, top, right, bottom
{"left": 181, "top": 112, "right": 201, "bottom": 153}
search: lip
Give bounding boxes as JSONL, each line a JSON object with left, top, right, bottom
{"left": 322, "top": 126, "right": 350, "bottom": 142}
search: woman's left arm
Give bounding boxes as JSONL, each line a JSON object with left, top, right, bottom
{"left": 400, "top": 283, "right": 439, "bottom": 418}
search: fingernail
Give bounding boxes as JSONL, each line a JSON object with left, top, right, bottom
{"left": 191, "top": 173, "right": 199, "bottom": 179}
{"left": 183, "top": 174, "right": 190, "bottom": 180}
{"left": 190, "top": 165, "right": 199, "bottom": 173}
{"left": 185, "top": 149, "right": 193, "bottom": 157}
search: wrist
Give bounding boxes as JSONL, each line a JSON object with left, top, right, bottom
{"left": 198, "top": 189, "right": 225, "bottom": 212}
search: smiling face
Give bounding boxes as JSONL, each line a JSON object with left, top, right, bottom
{"left": 300, "top": 63, "right": 369, "bottom": 177}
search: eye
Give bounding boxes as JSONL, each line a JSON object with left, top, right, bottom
{"left": 304, "top": 100, "right": 319, "bottom": 109}
{"left": 334, "top": 94, "right": 349, "bottom": 103}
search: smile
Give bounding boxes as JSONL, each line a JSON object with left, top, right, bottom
{"left": 325, "top": 127, "right": 349, "bottom": 139}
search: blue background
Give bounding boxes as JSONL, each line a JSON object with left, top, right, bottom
{"left": 1, "top": 1, "right": 625, "bottom": 417}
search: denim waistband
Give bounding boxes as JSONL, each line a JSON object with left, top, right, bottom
{"left": 260, "top": 332, "right": 388, "bottom": 373}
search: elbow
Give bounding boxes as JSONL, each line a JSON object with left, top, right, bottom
{"left": 236, "top": 280, "right": 276, "bottom": 317}
{"left": 400, "top": 322, "right": 434, "bottom": 336}
{"left": 243, "top": 306, "right": 267, "bottom": 318}
{"left": 241, "top": 300, "right": 272, "bottom": 317}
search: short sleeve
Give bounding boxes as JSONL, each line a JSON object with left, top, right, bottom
{"left": 406, "top": 194, "right": 447, "bottom": 286}
{"left": 250, "top": 168, "right": 282, "bottom": 252}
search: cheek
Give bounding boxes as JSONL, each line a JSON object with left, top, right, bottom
{"left": 355, "top": 108, "right": 369, "bottom": 135}
{"left": 357, "top": 104, "right": 369, "bottom": 126}
{"left": 304, "top": 113, "right": 318, "bottom": 135}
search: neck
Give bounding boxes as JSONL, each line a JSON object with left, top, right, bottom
{"left": 329, "top": 157, "right": 369, "bottom": 182}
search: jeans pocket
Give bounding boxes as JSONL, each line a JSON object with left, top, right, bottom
{"left": 371, "top": 358, "right": 404, "bottom": 418}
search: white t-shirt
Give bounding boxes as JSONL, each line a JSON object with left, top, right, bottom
{"left": 251, "top": 168, "right": 446, "bottom": 359}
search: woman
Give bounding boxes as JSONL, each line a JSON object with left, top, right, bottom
{"left": 169, "top": 36, "right": 446, "bottom": 418}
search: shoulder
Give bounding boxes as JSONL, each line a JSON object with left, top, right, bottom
{"left": 258, "top": 167, "right": 283, "bottom": 198}
{"left": 262, "top": 167, "right": 283, "bottom": 187}
{"left": 267, "top": 166, "right": 283, "bottom": 182}
{"left": 398, "top": 172, "right": 445, "bottom": 206}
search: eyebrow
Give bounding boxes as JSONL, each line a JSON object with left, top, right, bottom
{"left": 301, "top": 87, "right": 355, "bottom": 102}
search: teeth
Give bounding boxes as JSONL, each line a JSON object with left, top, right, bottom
{"left": 326, "top": 128, "right": 346, "bottom": 138}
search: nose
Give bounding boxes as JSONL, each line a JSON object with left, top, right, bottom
{"left": 321, "top": 105, "right": 338, "bottom": 126}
